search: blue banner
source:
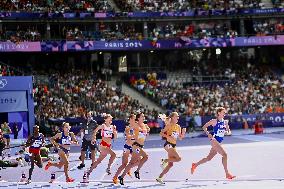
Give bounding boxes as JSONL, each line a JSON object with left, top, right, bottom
{"left": 1, "top": 36, "right": 284, "bottom": 52}
{"left": 0, "top": 76, "right": 33, "bottom": 92}
{"left": 0, "top": 91, "right": 28, "bottom": 112}
{"left": 0, "top": 77, "right": 34, "bottom": 134}
{"left": 0, "top": 8, "right": 283, "bottom": 19}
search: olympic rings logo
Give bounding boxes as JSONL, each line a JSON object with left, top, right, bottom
{"left": 0, "top": 79, "right": 7, "bottom": 89}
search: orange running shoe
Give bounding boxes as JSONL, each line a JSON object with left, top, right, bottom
{"left": 127, "top": 170, "right": 132, "bottom": 177}
{"left": 45, "top": 161, "right": 52, "bottom": 171}
{"left": 191, "top": 163, "right": 197, "bottom": 174}
{"left": 113, "top": 177, "right": 119, "bottom": 184}
{"left": 66, "top": 177, "right": 75, "bottom": 182}
{"left": 226, "top": 174, "right": 236, "bottom": 180}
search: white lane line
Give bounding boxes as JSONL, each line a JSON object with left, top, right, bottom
{"left": 233, "top": 135, "right": 280, "bottom": 142}
{"left": 142, "top": 140, "right": 284, "bottom": 152}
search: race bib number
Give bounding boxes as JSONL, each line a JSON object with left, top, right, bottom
{"left": 138, "top": 132, "right": 146, "bottom": 139}
{"left": 104, "top": 130, "right": 113, "bottom": 137}
{"left": 215, "top": 129, "right": 225, "bottom": 137}
{"left": 171, "top": 131, "right": 179, "bottom": 139}
{"left": 135, "top": 148, "right": 140, "bottom": 154}
{"left": 166, "top": 144, "right": 173, "bottom": 149}
{"left": 32, "top": 140, "right": 42, "bottom": 147}
{"left": 62, "top": 138, "right": 71, "bottom": 145}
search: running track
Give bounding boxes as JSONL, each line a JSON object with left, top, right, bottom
{"left": 1, "top": 131, "right": 284, "bottom": 189}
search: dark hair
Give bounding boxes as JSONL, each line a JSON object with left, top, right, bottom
{"left": 136, "top": 112, "right": 144, "bottom": 121}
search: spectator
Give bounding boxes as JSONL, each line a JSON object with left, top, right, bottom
{"left": 12, "top": 123, "right": 19, "bottom": 139}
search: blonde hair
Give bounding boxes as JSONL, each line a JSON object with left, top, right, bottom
{"left": 104, "top": 114, "right": 113, "bottom": 120}
{"left": 62, "top": 122, "right": 70, "bottom": 127}
{"left": 216, "top": 107, "right": 226, "bottom": 115}
{"left": 169, "top": 112, "right": 179, "bottom": 118}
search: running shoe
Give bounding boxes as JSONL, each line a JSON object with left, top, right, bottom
{"left": 66, "top": 177, "right": 75, "bottom": 182}
{"left": 134, "top": 171, "right": 140, "bottom": 179}
{"left": 226, "top": 174, "right": 236, "bottom": 179}
{"left": 191, "top": 163, "right": 197, "bottom": 174}
{"left": 118, "top": 176, "right": 124, "bottom": 185}
{"left": 113, "top": 177, "right": 118, "bottom": 184}
{"left": 44, "top": 161, "right": 52, "bottom": 171}
{"left": 156, "top": 177, "right": 165, "bottom": 184}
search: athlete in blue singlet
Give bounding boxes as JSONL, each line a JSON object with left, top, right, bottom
{"left": 113, "top": 114, "right": 137, "bottom": 184}
{"left": 45, "top": 122, "right": 79, "bottom": 182}
{"left": 190, "top": 107, "right": 236, "bottom": 179}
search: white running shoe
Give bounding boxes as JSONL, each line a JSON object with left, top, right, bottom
{"left": 156, "top": 177, "right": 165, "bottom": 184}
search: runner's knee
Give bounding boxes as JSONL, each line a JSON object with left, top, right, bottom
{"left": 176, "top": 156, "right": 181, "bottom": 162}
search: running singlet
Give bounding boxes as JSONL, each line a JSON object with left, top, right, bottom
{"left": 167, "top": 124, "right": 180, "bottom": 140}
{"left": 2, "top": 126, "right": 10, "bottom": 134}
{"left": 59, "top": 133, "right": 72, "bottom": 145}
{"left": 213, "top": 119, "right": 226, "bottom": 143}
{"left": 101, "top": 125, "right": 114, "bottom": 138}
{"left": 30, "top": 134, "right": 43, "bottom": 149}
{"left": 138, "top": 129, "right": 147, "bottom": 140}
{"left": 125, "top": 127, "right": 135, "bottom": 141}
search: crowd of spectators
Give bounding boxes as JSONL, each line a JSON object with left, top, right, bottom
{"left": 114, "top": 0, "right": 272, "bottom": 12}
{"left": 1, "top": 18, "right": 284, "bottom": 42}
{"left": 0, "top": 0, "right": 282, "bottom": 14}
{"left": 129, "top": 57, "right": 284, "bottom": 116}
{"left": 253, "top": 19, "right": 284, "bottom": 36}
{"left": 0, "top": 65, "right": 14, "bottom": 76}
{"left": 66, "top": 24, "right": 143, "bottom": 41}
{"left": 0, "top": 28, "right": 41, "bottom": 42}
{"left": 0, "top": 64, "right": 24, "bottom": 76}
{"left": 271, "top": 0, "right": 284, "bottom": 8}
{"left": 33, "top": 71, "right": 159, "bottom": 125}
{"left": 0, "top": 0, "right": 112, "bottom": 12}
{"left": 150, "top": 22, "right": 238, "bottom": 39}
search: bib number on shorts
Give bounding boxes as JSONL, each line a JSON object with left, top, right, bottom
{"left": 135, "top": 148, "right": 140, "bottom": 153}
{"left": 166, "top": 144, "right": 173, "bottom": 149}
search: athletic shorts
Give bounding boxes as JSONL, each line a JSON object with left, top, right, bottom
{"left": 29, "top": 148, "right": 41, "bottom": 155}
{"left": 81, "top": 138, "right": 98, "bottom": 151}
{"left": 123, "top": 144, "right": 133, "bottom": 153}
{"left": 59, "top": 146, "right": 70, "bottom": 154}
{"left": 132, "top": 142, "right": 144, "bottom": 148}
{"left": 164, "top": 141, "right": 176, "bottom": 148}
{"left": 100, "top": 140, "right": 111, "bottom": 148}
{"left": 3, "top": 134, "right": 10, "bottom": 139}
